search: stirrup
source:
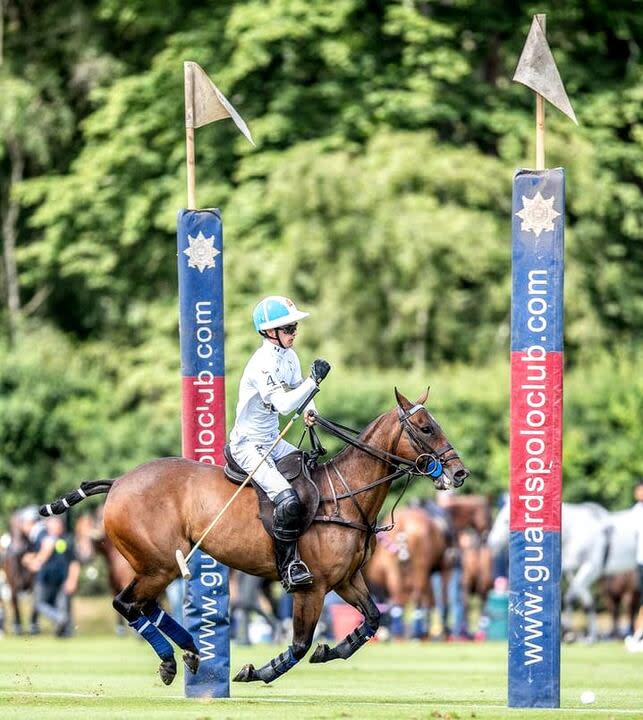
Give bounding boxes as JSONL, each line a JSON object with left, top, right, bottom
{"left": 281, "top": 560, "right": 314, "bottom": 592}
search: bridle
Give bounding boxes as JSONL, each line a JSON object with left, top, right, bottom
{"left": 310, "top": 404, "right": 464, "bottom": 565}
{"left": 314, "top": 403, "right": 462, "bottom": 482}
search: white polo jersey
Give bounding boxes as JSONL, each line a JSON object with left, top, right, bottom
{"left": 230, "top": 339, "right": 317, "bottom": 446}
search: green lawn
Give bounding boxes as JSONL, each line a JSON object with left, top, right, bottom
{"left": 0, "top": 635, "right": 641, "bottom": 720}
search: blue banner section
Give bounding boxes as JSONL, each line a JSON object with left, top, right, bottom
{"left": 177, "top": 208, "right": 225, "bottom": 377}
{"left": 508, "top": 530, "right": 561, "bottom": 708}
{"left": 183, "top": 552, "right": 230, "bottom": 698}
{"left": 511, "top": 169, "right": 565, "bottom": 353}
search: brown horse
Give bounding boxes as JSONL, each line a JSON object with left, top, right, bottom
{"left": 600, "top": 570, "right": 641, "bottom": 638}
{"left": 40, "top": 388, "right": 468, "bottom": 685}
{"left": 365, "top": 507, "right": 455, "bottom": 638}
{"left": 74, "top": 509, "right": 134, "bottom": 593}
{"left": 437, "top": 493, "right": 492, "bottom": 537}
{"left": 1, "top": 513, "right": 39, "bottom": 634}
{"left": 431, "top": 493, "right": 494, "bottom": 637}
{"left": 438, "top": 493, "right": 494, "bottom": 621}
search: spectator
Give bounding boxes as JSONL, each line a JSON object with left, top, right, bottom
{"left": 625, "top": 480, "right": 643, "bottom": 652}
{"left": 18, "top": 505, "right": 50, "bottom": 634}
{"left": 27, "top": 516, "right": 80, "bottom": 637}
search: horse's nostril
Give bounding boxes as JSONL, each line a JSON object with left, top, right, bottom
{"left": 454, "top": 469, "right": 469, "bottom": 482}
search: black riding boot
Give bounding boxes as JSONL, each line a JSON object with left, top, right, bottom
{"left": 273, "top": 488, "right": 314, "bottom": 593}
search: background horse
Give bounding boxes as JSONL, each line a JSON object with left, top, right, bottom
{"left": 41, "top": 388, "right": 469, "bottom": 685}
{"left": 488, "top": 500, "right": 638, "bottom": 641}
{"left": 599, "top": 570, "right": 640, "bottom": 639}
{"left": 74, "top": 509, "right": 134, "bottom": 634}
{"left": 1, "top": 512, "right": 39, "bottom": 635}
{"left": 436, "top": 493, "right": 493, "bottom": 636}
{"left": 230, "top": 570, "right": 284, "bottom": 644}
{"left": 365, "top": 506, "right": 455, "bottom": 639}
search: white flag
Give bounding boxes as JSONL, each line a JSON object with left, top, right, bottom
{"left": 513, "top": 17, "right": 578, "bottom": 125}
{"left": 184, "top": 61, "right": 255, "bottom": 145}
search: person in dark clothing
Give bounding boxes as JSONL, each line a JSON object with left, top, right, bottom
{"left": 18, "top": 505, "right": 51, "bottom": 635}
{"left": 30, "top": 517, "right": 80, "bottom": 637}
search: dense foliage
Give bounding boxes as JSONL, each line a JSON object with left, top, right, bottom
{"left": 0, "top": 1, "right": 641, "bottom": 519}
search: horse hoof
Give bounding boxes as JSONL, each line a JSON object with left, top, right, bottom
{"left": 233, "top": 664, "right": 259, "bottom": 682}
{"left": 159, "top": 658, "right": 177, "bottom": 686}
{"left": 309, "top": 643, "right": 330, "bottom": 663}
{"left": 183, "top": 650, "right": 200, "bottom": 675}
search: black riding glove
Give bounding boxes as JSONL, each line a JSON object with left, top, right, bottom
{"left": 310, "top": 359, "right": 331, "bottom": 385}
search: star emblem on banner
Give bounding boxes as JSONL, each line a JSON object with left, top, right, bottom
{"left": 184, "top": 231, "right": 220, "bottom": 272}
{"left": 516, "top": 191, "right": 560, "bottom": 237}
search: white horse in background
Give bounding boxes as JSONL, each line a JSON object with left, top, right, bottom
{"left": 488, "top": 500, "right": 638, "bottom": 641}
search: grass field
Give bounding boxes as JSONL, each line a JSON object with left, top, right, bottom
{"left": 1, "top": 634, "right": 641, "bottom": 720}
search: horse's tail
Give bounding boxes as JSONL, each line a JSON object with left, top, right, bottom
{"left": 39, "top": 479, "right": 114, "bottom": 517}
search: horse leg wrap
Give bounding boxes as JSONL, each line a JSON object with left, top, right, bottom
{"left": 129, "top": 616, "right": 175, "bottom": 663}
{"left": 411, "top": 608, "right": 429, "bottom": 639}
{"left": 143, "top": 602, "right": 197, "bottom": 653}
{"left": 310, "top": 622, "right": 377, "bottom": 663}
{"left": 389, "top": 604, "right": 405, "bottom": 638}
{"left": 233, "top": 647, "right": 298, "bottom": 684}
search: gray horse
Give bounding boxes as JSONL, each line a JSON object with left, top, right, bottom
{"left": 488, "top": 500, "right": 638, "bottom": 641}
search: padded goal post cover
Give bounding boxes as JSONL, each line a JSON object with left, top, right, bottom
{"left": 177, "top": 208, "right": 230, "bottom": 698}
{"left": 509, "top": 169, "right": 564, "bottom": 708}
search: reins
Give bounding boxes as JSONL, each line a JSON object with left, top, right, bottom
{"left": 309, "top": 407, "right": 447, "bottom": 547}
{"left": 314, "top": 414, "right": 416, "bottom": 473}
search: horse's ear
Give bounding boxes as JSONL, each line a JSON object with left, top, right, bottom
{"left": 415, "top": 386, "right": 430, "bottom": 405}
{"left": 394, "top": 387, "right": 410, "bottom": 408}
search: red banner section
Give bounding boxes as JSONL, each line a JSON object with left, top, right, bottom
{"left": 181, "top": 375, "right": 226, "bottom": 467}
{"left": 510, "top": 350, "right": 563, "bottom": 533}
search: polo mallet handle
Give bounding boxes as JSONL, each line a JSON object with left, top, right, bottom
{"left": 176, "top": 385, "right": 320, "bottom": 579}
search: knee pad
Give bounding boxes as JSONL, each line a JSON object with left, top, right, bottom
{"left": 273, "top": 488, "right": 303, "bottom": 541}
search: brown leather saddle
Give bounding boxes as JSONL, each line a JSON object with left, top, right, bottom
{"left": 223, "top": 443, "right": 320, "bottom": 540}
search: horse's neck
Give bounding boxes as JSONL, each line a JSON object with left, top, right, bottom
{"left": 323, "top": 415, "right": 399, "bottom": 522}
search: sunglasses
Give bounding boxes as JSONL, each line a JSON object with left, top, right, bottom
{"left": 278, "top": 323, "right": 298, "bottom": 336}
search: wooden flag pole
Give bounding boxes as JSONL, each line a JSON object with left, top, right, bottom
{"left": 535, "top": 14, "right": 546, "bottom": 170}
{"left": 184, "top": 63, "right": 197, "bottom": 209}
{"left": 186, "top": 127, "right": 196, "bottom": 209}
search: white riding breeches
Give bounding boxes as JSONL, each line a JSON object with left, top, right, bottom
{"left": 229, "top": 438, "right": 299, "bottom": 501}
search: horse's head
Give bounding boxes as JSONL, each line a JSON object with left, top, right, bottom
{"left": 393, "top": 387, "right": 470, "bottom": 491}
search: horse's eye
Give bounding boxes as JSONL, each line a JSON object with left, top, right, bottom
{"left": 420, "top": 425, "right": 433, "bottom": 435}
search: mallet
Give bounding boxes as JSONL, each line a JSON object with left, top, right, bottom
{"left": 175, "top": 385, "right": 319, "bottom": 580}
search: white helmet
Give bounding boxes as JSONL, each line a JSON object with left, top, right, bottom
{"left": 252, "top": 296, "right": 310, "bottom": 332}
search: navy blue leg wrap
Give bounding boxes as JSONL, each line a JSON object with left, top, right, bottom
{"left": 389, "top": 604, "right": 405, "bottom": 637}
{"left": 411, "top": 608, "right": 429, "bottom": 639}
{"left": 130, "top": 616, "right": 174, "bottom": 661}
{"left": 145, "top": 603, "right": 196, "bottom": 651}
{"left": 256, "top": 646, "right": 298, "bottom": 682}
{"left": 310, "top": 620, "right": 377, "bottom": 664}
{"left": 346, "top": 621, "right": 376, "bottom": 650}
